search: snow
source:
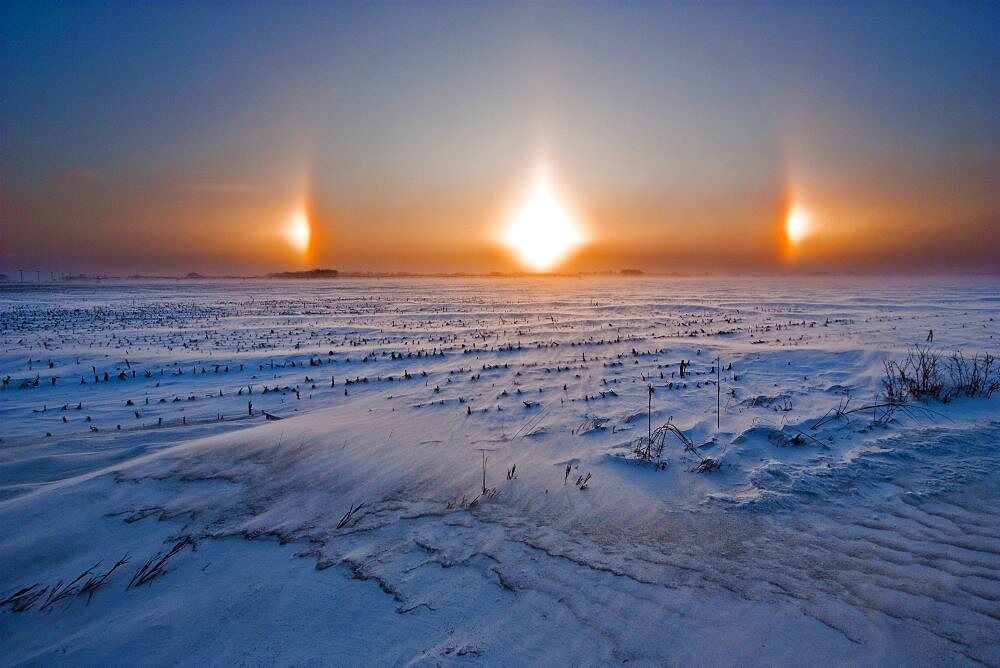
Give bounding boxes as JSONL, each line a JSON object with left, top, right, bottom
{"left": 1, "top": 276, "right": 998, "bottom": 664}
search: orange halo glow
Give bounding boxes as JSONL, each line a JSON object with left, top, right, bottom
{"left": 784, "top": 204, "right": 812, "bottom": 245}
{"left": 506, "top": 182, "right": 581, "bottom": 271}
{"left": 285, "top": 209, "right": 311, "bottom": 253}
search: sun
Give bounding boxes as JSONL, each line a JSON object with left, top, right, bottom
{"left": 285, "top": 209, "right": 311, "bottom": 252}
{"left": 784, "top": 204, "right": 811, "bottom": 244}
{"left": 506, "top": 182, "right": 580, "bottom": 271}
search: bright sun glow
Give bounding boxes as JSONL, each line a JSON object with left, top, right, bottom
{"left": 785, "top": 204, "right": 812, "bottom": 244}
{"left": 286, "top": 209, "right": 311, "bottom": 252}
{"left": 506, "top": 183, "right": 580, "bottom": 271}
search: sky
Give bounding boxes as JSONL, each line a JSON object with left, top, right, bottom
{"left": 1, "top": 1, "right": 998, "bottom": 276}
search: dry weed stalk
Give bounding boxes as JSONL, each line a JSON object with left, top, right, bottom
{"left": 128, "top": 537, "right": 194, "bottom": 589}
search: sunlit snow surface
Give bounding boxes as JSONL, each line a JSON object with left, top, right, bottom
{"left": 1, "top": 277, "right": 998, "bottom": 664}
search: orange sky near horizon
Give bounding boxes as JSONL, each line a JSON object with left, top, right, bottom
{"left": 6, "top": 156, "right": 994, "bottom": 275}
{"left": 2, "top": 3, "right": 997, "bottom": 276}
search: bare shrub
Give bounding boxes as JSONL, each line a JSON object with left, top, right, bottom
{"left": 883, "top": 346, "right": 999, "bottom": 403}
{"left": 635, "top": 419, "right": 697, "bottom": 461}
{"left": 882, "top": 360, "right": 908, "bottom": 403}
{"left": 811, "top": 392, "right": 941, "bottom": 431}
{"left": 945, "top": 351, "right": 1000, "bottom": 400}
{"left": 634, "top": 419, "right": 718, "bottom": 472}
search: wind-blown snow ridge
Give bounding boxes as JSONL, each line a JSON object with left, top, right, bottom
{"left": 1, "top": 277, "right": 997, "bottom": 664}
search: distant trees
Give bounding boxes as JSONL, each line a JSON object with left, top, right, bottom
{"left": 266, "top": 269, "right": 339, "bottom": 279}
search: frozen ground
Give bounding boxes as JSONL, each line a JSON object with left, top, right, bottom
{"left": 1, "top": 276, "right": 998, "bottom": 665}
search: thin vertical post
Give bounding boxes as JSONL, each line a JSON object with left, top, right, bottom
{"left": 647, "top": 384, "right": 652, "bottom": 450}
{"left": 716, "top": 356, "right": 721, "bottom": 429}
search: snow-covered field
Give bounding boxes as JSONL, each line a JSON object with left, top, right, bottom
{"left": 1, "top": 277, "right": 998, "bottom": 665}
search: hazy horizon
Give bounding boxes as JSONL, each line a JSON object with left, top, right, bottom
{"left": 3, "top": 267, "right": 999, "bottom": 282}
{"left": 2, "top": 1, "right": 998, "bottom": 275}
